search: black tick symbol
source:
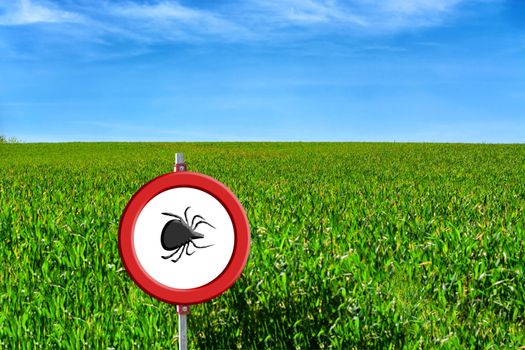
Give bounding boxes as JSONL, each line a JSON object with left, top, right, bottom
{"left": 160, "top": 206, "right": 215, "bottom": 263}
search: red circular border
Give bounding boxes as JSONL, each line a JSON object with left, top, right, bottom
{"left": 118, "top": 172, "right": 250, "bottom": 305}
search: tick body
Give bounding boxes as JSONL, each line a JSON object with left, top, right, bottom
{"left": 160, "top": 206, "right": 214, "bottom": 263}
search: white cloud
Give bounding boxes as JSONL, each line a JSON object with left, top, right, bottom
{"left": 0, "top": 0, "right": 473, "bottom": 36}
{"left": 0, "top": 0, "right": 83, "bottom": 26}
{"left": 250, "top": 0, "right": 367, "bottom": 26}
{"left": 381, "top": 0, "right": 461, "bottom": 15}
{"left": 111, "top": 2, "right": 204, "bottom": 21}
{"left": 327, "top": 0, "right": 465, "bottom": 30}
{"left": 108, "top": 1, "right": 253, "bottom": 42}
{"left": 239, "top": 0, "right": 471, "bottom": 34}
{"left": 371, "top": 0, "right": 464, "bottom": 29}
{"left": 0, "top": 0, "right": 491, "bottom": 55}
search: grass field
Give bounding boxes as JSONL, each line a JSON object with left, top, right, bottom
{"left": 1, "top": 142, "right": 524, "bottom": 349}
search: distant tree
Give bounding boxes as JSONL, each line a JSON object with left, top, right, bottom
{"left": 0, "top": 135, "right": 20, "bottom": 143}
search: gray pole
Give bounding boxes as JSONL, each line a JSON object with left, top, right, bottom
{"left": 174, "top": 153, "right": 189, "bottom": 350}
{"left": 175, "top": 153, "right": 187, "bottom": 173}
{"left": 177, "top": 305, "right": 190, "bottom": 350}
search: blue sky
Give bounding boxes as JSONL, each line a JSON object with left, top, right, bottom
{"left": 0, "top": 0, "right": 523, "bottom": 142}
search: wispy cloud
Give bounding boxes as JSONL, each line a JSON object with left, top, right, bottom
{"left": 245, "top": 0, "right": 468, "bottom": 32}
{"left": 372, "top": 0, "right": 464, "bottom": 29}
{"left": 0, "top": 0, "right": 491, "bottom": 59}
{"left": 107, "top": 1, "right": 253, "bottom": 42}
{"left": 111, "top": 1, "right": 210, "bottom": 21}
{"left": 0, "top": 0, "right": 83, "bottom": 26}
{"left": 247, "top": 0, "right": 367, "bottom": 26}
{"left": 0, "top": 0, "right": 475, "bottom": 34}
{"left": 381, "top": 0, "right": 461, "bottom": 15}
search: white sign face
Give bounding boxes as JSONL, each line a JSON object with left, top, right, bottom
{"left": 133, "top": 187, "right": 235, "bottom": 289}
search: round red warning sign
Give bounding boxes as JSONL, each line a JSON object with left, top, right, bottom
{"left": 118, "top": 172, "right": 250, "bottom": 305}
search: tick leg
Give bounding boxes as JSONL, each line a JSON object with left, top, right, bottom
{"left": 171, "top": 245, "right": 186, "bottom": 263}
{"left": 190, "top": 240, "right": 214, "bottom": 249}
{"left": 191, "top": 215, "right": 205, "bottom": 229}
{"left": 162, "top": 246, "right": 182, "bottom": 259}
{"left": 193, "top": 220, "right": 216, "bottom": 230}
{"left": 185, "top": 243, "right": 195, "bottom": 256}
{"left": 184, "top": 207, "right": 191, "bottom": 225}
{"left": 162, "top": 212, "right": 183, "bottom": 222}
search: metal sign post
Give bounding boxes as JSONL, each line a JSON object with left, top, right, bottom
{"left": 174, "top": 153, "right": 189, "bottom": 350}
{"left": 177, "top": 305, "right": 190, "bottom": 349}
{"left": 174, "top": 153, "right": 187, "bottom": 173}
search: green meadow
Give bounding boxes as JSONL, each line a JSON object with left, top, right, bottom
{"left": 1, "top": 142, "right": 524, "bottom": 348}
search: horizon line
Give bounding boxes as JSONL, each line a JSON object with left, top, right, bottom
{"left": 2, "top": 140, "right": 524, "bottom": 145}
